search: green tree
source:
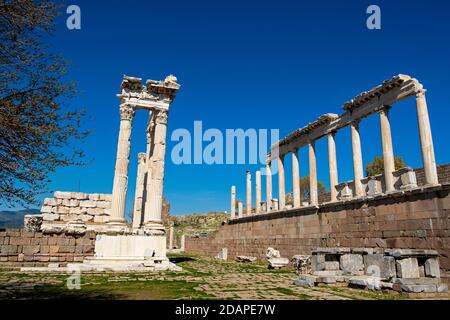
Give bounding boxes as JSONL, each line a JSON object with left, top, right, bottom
{"left": 366, "top": 156, "right": 407, "bottom": 177}
{"left": 299, "top": 176, "right": 327, "bottom": 202}
{"left": 0, "top": 0, "right": 89, "bottom": 207}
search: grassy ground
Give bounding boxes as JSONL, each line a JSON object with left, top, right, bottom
{"left": 0, "top": 253, "right": 438, "bottom": 300}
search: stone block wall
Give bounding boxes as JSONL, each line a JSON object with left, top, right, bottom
{"left": 31, "top": 191, "right": 112, "bottom": 234}
{"left": 186, "top": 184, "right": 450, "bottom": 272}
{"left": 0, "top": 229, "right": 96, "bottom": 267}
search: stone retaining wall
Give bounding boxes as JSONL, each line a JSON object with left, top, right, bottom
{"left": 186, "top": 184, "right": 450, "bottom": 271}
{"left": 0, "top": 229, "right": 96, "bottom": 267}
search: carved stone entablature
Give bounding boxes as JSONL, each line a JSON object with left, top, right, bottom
{"left": 117, "top": 74, "right": 181, "bottom": 111}
{"left": 343, "top": 74, "right": 423, "bottom": 112}
{"left": 271, "top": 74, "right": 425, "bottom": 157}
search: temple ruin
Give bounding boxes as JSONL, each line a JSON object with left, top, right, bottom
{"left": 24, "top": 74, "right": 181, "bottom": 271}
{"left": 230, "top": 74, "right": 438, "bottom": 217}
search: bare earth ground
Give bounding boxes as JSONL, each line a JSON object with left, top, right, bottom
{"left": 0, "top": 253, "right": 448, "bottom": 300}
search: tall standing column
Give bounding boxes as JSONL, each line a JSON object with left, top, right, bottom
{"left": 238, "top": 201, "right": 243, "bottom": 218}
{"left": 144, "top": 110, "right": 169, "bottom": 232}
{"left": 351, "top": 121, "right": 364, "bottom": 197}
{"left": 308, "top": 141, "right": 318, "bottom": 205}
{"left": 110, "top": 104, "right": 135, "bottom": 227}
{"left": 266, "top": 161, "right": 272, "bottom": 212}
{"left": 278, "top": 155, "right": 286, "bottom": 210}
{"left": 230, "top": 185, "right": 236, "bottom": 219}
{"left": 169, "top": 224, "right": 174, "bottom": 249}
{"left": 379, "top": 107, "right": 396, "bottom": 192}
{"left": 255, "top": 171, "right": 261, "bottom": 214}
{"left": 132, "top": 153, "right": 146, "bottom": 229}
{"left": 416, "top": 91, "right": 438, "bottom": 185}
{"left": 327, "top": 133, "right": 339, "bottom": 202}
{"left": 246, "top": 170, "right": 252, "bottom": 215}
{"left": 292, "top": 148, "right": 301, "bottom": 208}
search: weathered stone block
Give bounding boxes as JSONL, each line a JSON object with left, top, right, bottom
{"left": 311, "top": 254, "right": 325, "bottom": 271}
{"left": 94, "top": 216, "right": 109, "bottom": 223}
{"left": 56, "top": 206, "right": 70, "bottom": 214}
{"left": 87, "top": 208, "right": 104, "bottom": 216}
{"left": 40, "top": 206, "right": 52, "bottom": 213}
{"left": 340, "top": 254, "right": 364, "bottom": 274}
{"left": 80, "top": 200, "right": 96, "bottom": 208}
{"left": 96, "top": 201, "right": 111, "bottom": 209}
{"left": 72, "top": 192, "right": 88, "bottom": 200}
{"left": 396, "top": 258, "right": 420, "bottom": 278}
{"left": 294, "top": 275, "right": 316, "bottom": 287}
{"left": 364, "top": 254, "right": 396, "bottom": 280}
{"left": 424, "top": 258, "right": 440, "bottom": 278}
{"left": 1, "top": 245, "right": 17, "bottom": 254}
{"left": 54, "top": 191, "right": 71, "bottom": 199}
{"left": 42, "top": 213, "right": 60, "bottom": 221}
{"left": 43, "top": 198, "right": 57, "bottom": 206}
{"left": 23, "top": 245, "right": 40, "bottom": 255}
{"left": 89, "top": 193, "right": 101, "bottom": 201}
{"left": 324, "top": 261, "right": 340, "bottom": 271}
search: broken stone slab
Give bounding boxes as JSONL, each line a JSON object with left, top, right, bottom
{"left": 387, "top": 249, "right": 439, "bottom": 258}
{"left": 351, "top": 248, "right": 377, "bottom": 254}
{"left": 236, "top": 255, "right": 257, "bottom": 263}
{"left": 291, "top": 255, "right": 311, "bottom": 274}
{"left": 396, "top": 258, "right": 420, "bottom": 278}
{"left": 312, "top": 247, "right": 351, "bottom": 254}
{"left": 313, "top": 270, "right": 344, "bottom": 276}
{"left": 324, "top": 261, "right": 340, "bottom": 271}
{"left": 340, "top": 254, "right": 364, "bottom": 274}
{"left": 349, "top": 276, "right": 384, "bottom": 291}
{"left": 424, "top": 258, "right": 440, "bottom": 278}
{"left": 364, "top": 254, "right": 396, "bottom": 280}
{"left": 393, "top": 277, "right": 439, "bottom": 285}
{"left": 394, "top": 284, "right": 438, "bottom": 293}
{"left": 266, "top": 247, "right": 281, "bottom": 259}
{"left": 293, "top": 274, "right": 317, "bottom": 287}
{"left": 315, "top": 276, "right": 346, "bottom": 284}
{"left": 42, "top": 213, "right": 60, "bottom": 221}
{"left": 268, "top": 257, "right": 289, "bottom": 269}
{"left": 437, "top": 283, "right": 449, "bottom": 293}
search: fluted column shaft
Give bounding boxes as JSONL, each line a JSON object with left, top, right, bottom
{"left": 292, "top": 148, "right": 301, "bottom": 207}
{"left": 416, "top": 91, "right": 438, "bottom": 185}
{"left": 144, "top": 110, "right": 169, "bottom": 231}
{"left": 110, "top": 104, "right": 135, "bottom": 225}
{"left": 308, "top": 141, "right": 318, "bottom": 205}
{"left": 238, "top": 201, "right": 243, "bottom": 218}
{"left": 266, "top": 162, "right": 272, "bottom": 211}
{"left": 132, "top": 153, "right": 146, "bottom": 229}
{"left": 230, "top": 186, "right": 236, "bottom": 219}
{"left": 246, "top": 171, "right": 252, "bottom": 215}
{"left": 351, "top": 121, "right": 364, "bottom": 197}
{"left": 379, "top": 107, "right": 396, "bottom": 192}
{"left": 255, "top": 171, "right": 261, "bottom": 214}
{"left": 278, "top": 156, "right": 286, "bottom": 210}
{"left": 327, "top": 133, "right": 338, "bottom": 202}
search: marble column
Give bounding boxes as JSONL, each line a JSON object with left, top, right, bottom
{"left": 132, "top": 153, "right": 146, "bottom": 229}
{"left": 351, "top": 121, "right": 364, "bottom": 197}
{"left": 144, "top": 110, "right": 169, "bottom": 233}
{"left": 308, "top": 141, "right": 318, "bottom": 205}
{"left": 246, "top": 170, "right": 252, "bottom": 215}
{"left": 180, "top": 234, "right": 185, "bottom": 251}
{"left": 292, "top": 148, "right": 301, "bottom": 208}
{"left": 379, "top": 107, "right": 396, "bottom": 192}
{"left": 327, "top": 133, "right": 338, "bottom": 202}
{"left": 255, "top": 171, "right": 261, "bottom": 214}
{"left": 230, "top": 185, "right": 236, "bottom": 219}
{"left": 416, "top": 91, "right": 439, "bottom": 185}
{"left": 278, "top": 155, "right": 286, "bottom": 210}
{"left": 110, "top": 104, "right": 135, "bottom": 227}
{"left": 266, "top": 161, "right": 272, "bottom": 212}
{"left": 169, "top": 224, "right": 174, "bottom": 249}
{"left": 238, "top": 201, "right": 243, "bottom": 218}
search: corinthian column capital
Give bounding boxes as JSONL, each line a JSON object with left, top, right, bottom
{"left": 155, "top": 110, "right": 168, "bottom": 125}
{"left": 119, "top": 104, "right": 135, "bottom": 121}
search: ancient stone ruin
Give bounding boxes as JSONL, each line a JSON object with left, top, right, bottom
{"left": 24, "top": 74, "right": 181, "bottom": 271}
{"left": 230, "top": 74, "right": 438, "bottom": 217}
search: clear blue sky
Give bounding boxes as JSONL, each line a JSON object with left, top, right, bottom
{"left": 6, "top": 0, "right": 450, "bottom": 219}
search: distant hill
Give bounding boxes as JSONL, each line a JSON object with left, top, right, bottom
{"left": 0, "top": 209, "right": 39, "bottom": 229}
